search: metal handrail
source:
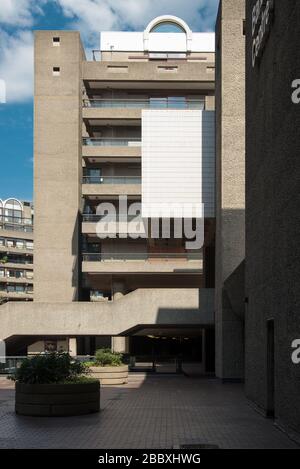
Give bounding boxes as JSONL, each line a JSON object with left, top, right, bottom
{"left": 83, "top": 98, "right": 205, "bottom": 109}
{"left": 0, "top": 216, "right": 33, "bottom": 225}
{"left": 83, "top": 137, "right": 141, "bottom": 147}
{"left": 82, "top": 214, "right": 139, "bottom": 222}
{"left": 0, "top": 216, "right": 34, "bottom": 233}
{"left": 82, "top": 252, "right": 202, "bottom": 261}
{"left": 0, "top": 289, "right": 33, "bottom": 295}
{"left": 0, "top": 224, "right": 34, "bottom": 233}
{"left": 0, "top": 258, "right": 33, "bottom": 265}
{"left": 82, "top": 176, "right": 141, "bottom": 184}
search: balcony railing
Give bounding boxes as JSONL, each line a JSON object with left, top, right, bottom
{"left": 83, "top": 98, "right": 205, "bottom": 110}
{"left": 0, "top": 257, "right": 33, "bottom": 265}
{"left": 0, "top": 216, "right": 33, "bottom": 233}
{"left": 82, "top": 252, "right": 202, "bottom": 262}
{"left": 83, "top": 137, "right": 141, "bottom": 147}
{"left": 82, "top": 176, "right": 141, "bottom": 185}
{"left": 0, "top": 288, "right": 33, "bottom": 295}
{"left": 0, "top": 272, "right": 34, "bottom": 280}
{"left": 82, "top": 214, "right": 139, "bottom": 222}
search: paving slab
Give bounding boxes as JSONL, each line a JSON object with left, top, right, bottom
{"left": 0, "top": 374, "right": 298, "bottom": 449}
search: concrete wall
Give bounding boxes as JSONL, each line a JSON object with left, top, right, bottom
{"left": 215, "top": 0, "right": 245, "bottom": 380}
{"left": 34, "top": 31, "right": 85, "bottom": 302}
{"left": 245, "top": 0, "right": 300, "bottom": 435}
{"left": 83, "top": 61, "right": 215, "bottom": 85}
{"left": 0, "top": 288, "right": 215, "bottom": 341}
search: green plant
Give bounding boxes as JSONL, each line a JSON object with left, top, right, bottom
{"left": 9, "top": 352, "right": 89, "bottom": 384}
{"left": 93, "top": 348, "right": 123, "bottom": 367}
{"left": 0, "top": 256, "right": 8, "bottom": 264}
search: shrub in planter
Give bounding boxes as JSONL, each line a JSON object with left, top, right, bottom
{"left": 9, "top": 353, "right": 100, "bottom": 417}
{"left": 87, "top": 348, "right": 129, "bottom": 385}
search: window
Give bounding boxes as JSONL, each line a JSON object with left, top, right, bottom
{"left": 52, "top": 67, "right": 60, "bottom": 76}
{"left": 157, "top": 66, "right": 178, "bottom": 73}
{"left": 16, "top": 240, "right": 25, "bottom": 249}
{"left": 53, "top": 37, "right": 60, "bottom": 46}
{"left": 84, "top": 168, "right": 102, "bottom": 184}
{"left": 242, "top": 20, "right": 246, "bottom": 36}
{"left": 151, "top": 22, "right": 185, "bottom": 33}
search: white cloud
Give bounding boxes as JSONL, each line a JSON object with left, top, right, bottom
{"left": 56, "top": 0, "right": 219, "bottom": 42}
{"left": 0, "top": 0, "right": 45, "bottom": 27}
{"left": 0, "top": 31, "right": 33, "bottom": 102}
{"left": 0, "top": 0, "right": 219, "bottom": 102}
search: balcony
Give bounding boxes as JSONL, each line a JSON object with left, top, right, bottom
{"left": 82, "top": 252, "right": 202, "bottom": 274}
{"left": 82, "top": 98, "right": 205, "bottom": 122}
{"left": 82, "top": 214, "right": 137, "bottom": 222}
{"left": 0, "top": 242, "right": 34, "bottom": 255}
{"left": 0, "top": 275, "right": 33, "bottom": 285}
{"left": 83, "top": 98, "right": 204, "bottom": 109}
{"left": 82, "top": 176, "right": 141, "bottom": 197}
{"left": 0, "top": 216, "right": 33, "bottom": 236}
{"left": 82, "top": 213, "right": 145, "bottom": 236}
{"left": 84, "top": 97, "right": 204, "bottom": 109}
{"left": 0, "top": 290, "right": 33, "bottom": 300}
{"left": 83, "top": 61, "right": 215, "bottom": 88}
{"left": 83, "top": 137, "right": 141, "bottom": 147}
{"left": 0, "top": 255, "right": 34, "bottom": 269}
{"left": 83, "top": 176, "right": 141, "bottom": 184}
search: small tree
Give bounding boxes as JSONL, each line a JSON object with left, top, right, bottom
{"left": 94, "top": 348, "right": 123, "bottom": 367}
{"left": 9, "top": 352, "right": 88, "bottom": 384}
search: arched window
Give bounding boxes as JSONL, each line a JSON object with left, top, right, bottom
{"left": 150, "top": 21, "right": 186, "bottom": 33}
{"left": 3, "top": 198, "right": 23, "bottom": 224}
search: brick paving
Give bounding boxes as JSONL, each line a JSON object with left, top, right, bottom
{"left": 0, "top": 374, "right": 298, "bottom": 449}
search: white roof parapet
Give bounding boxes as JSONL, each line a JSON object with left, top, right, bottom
{"left": 100, "top": 15, "right": 215, "bottom": 53}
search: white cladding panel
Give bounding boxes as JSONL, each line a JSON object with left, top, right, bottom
{"left": 191, "top": 33, "right": 215, "bottom": 52}
{"left": 148, "top": 33, "right": 187, "bottom": 52}
{"left": 142, "top": 110, "right": 215, "bottom": 218}
{"left": 100, "top": 32, "right": 215, "bottom": 53}
{"left": 101, "top": 32, "right": 143, "bottom": 52}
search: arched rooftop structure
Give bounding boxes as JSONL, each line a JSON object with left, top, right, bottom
{"left": 144, "top": 16, "right": 193, "bottom": 52}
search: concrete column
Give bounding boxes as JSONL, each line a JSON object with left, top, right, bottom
{"left": 202, "top": 329, "right": 206, "bottom": 373}
{"left": 0, "top": 340, "right": 6, "bottom": 363}
{"left": 112, "top": 337, "right": 129, "bottom": 354}
{"left": 68, "top": 338, "right": 77, "bottom": 357}
{"left": 215, "top": 0, "right": 245, "bottom": 381}
{"left": 34, "top": 31, "right": 84, "bottom": 302}
{"left": 112, "top": 280, "right": 126, "bottom": 301}
{"left": 112, "top": 280, "right": 128, "bottom": 355}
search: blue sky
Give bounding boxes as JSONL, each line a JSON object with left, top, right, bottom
{"left": 0, "top": 0, "right": 219, "bottom": 202}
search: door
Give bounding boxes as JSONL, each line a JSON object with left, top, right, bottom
{"left": 266, "top": 319, "right": 275, "bottom": 417}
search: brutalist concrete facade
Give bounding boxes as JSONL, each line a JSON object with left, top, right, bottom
{"left": 246, "top": 0, "right": 300, "bottom": 434}
{"left": 215, "top": 0, "right": 246, "bottom": 381}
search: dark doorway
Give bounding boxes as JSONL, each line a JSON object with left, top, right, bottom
{"left": 130, "top": 335, "right": 203, "bottom": 362}
{"left": 205, "top": 328, "right": 215, "bottom": 373}
{"left": 266, "top": 319, "right": 275, "bottom": 417}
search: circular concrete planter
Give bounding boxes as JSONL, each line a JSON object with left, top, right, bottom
{"left": 89, "top": 365, "right": 128, "bottom": 385}
{"left": 15, "top": 381, "right": 100, "bottom": 417}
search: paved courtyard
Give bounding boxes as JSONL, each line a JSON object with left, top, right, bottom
{"left": 0, "top": 374, "right": 298, "bottom": 449}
